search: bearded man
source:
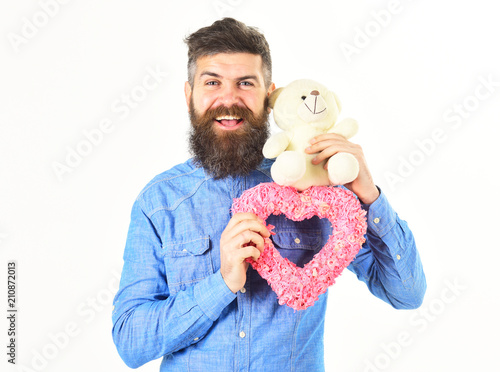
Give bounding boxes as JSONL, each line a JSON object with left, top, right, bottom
{"left": 112, "top": 18, "right": 426, "bottom": 371}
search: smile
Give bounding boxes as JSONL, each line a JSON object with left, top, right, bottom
{"left": 214, "top": 115, "right": 244, "bottom": 130}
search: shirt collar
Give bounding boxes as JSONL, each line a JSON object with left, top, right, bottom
{"left": 187, "top": 157, "right": 274, "bottom": 180}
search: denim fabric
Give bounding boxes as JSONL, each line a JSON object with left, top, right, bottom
{"left": 112, "top": 158, "right": 426, "bottom": 371}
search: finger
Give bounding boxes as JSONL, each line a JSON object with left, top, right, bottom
{"left": 238, "top": 245, "right": 263, "bottom": 262}
{"left": 224, "top": 217, "right": 271, "bottom": 241}
{"left": 311, "top": 146, "right": 341, "bottom": 165}
{"left": 234, "top": 230, "right": 266, "bottom": 250}
{"left": 310, "top": 142, "right": 361, "bottom": 165}
{"left": 225, "top": 212, "right": 262, "bottom": 231}
{"left": 226, "top": 213, "right": 270, "bottom": 235}
{"left": 309, "top": 133, "right": 346, "bottom": 145}
{"left": 305, "top": 137, "right": 346, "bottom": 155}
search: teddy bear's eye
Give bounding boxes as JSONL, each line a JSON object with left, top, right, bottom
{"left": 301, "top": 96, "right": 306, "bottom": 100}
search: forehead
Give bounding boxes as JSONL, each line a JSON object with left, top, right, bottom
{"left": 194, "top": 53, "right": 264, "bottom": 81}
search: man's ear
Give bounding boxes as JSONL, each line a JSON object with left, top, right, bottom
{"left": 266, "top": 83, "right": 276, "bottom": 113}
{"left": 184, "top": 81, "right": 192, "bottom": 111}
{"left": 268, "top": 86, "right": 283, "bottom": 109}
{"left": 267, "top": 82, "right": 276, "bottom": 96}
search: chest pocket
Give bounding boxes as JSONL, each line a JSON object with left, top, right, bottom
{"left": 163, "top": 236, "right": 214, "bottom": 295}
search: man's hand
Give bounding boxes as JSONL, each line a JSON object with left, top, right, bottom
{"left": 305, "top": 133, "right": 380, "bottom": 204}
{"left": 220, "top": 213, "right": 270, "bottom": 293}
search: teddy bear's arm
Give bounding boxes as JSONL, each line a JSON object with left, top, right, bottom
{"left": 328, "top": 118, "right": 358, "bottom": 139}
{"left": 262, "top": 131, "right": 293, "bottom": 159}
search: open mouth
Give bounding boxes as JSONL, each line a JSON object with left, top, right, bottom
{"left": 215, "top": 115, "right": 244, "bottom": 130}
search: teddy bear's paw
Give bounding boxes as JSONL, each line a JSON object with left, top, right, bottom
{"left": 327, "top": 152, "right": 360, "bottom": 185}
{"left": 263, "top": 131, "right": 291, "bottom": 159}
{"left": 329, "top": 118, "right": 359, "bottom": 139}
{"left": 271, "top": 151, "right": 306, "bottom": 186}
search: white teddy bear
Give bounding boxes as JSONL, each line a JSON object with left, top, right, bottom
{"left": 263, "top": 79, "right": 360, "bottom": 191}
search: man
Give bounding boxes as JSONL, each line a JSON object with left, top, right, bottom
{"left": 112, "top": 18, "right": 426, "bottom": 371}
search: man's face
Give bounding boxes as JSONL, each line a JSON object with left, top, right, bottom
{"left": 185, "top": 53, "right": 275, "bottom": 179}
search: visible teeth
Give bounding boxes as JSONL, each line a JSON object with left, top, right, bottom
{"left": 215, "top": 115, "right": 241, "bottom": 120}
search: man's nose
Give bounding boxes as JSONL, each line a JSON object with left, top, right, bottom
{"left": 218, "top": 84, "right": 240, "bottom": 106}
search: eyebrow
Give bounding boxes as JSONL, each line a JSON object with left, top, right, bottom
{"left": 199, "top": 71, "right": 259, "bottom": 82}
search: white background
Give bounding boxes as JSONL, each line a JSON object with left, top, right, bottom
{"left": 1, "top": 1, "right": 499, "bottom": 371}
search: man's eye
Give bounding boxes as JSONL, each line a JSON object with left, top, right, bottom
{"left": 206, "top": 81, "right": 218, "bottom": 86}
{"left": 240, "top": 81, "right": 253, "bottom": 86}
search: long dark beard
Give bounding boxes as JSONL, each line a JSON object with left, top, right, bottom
{"left": 188, "top": 98, "right": 270, "bottom": 179}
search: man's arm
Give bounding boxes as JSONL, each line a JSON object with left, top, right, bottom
{"left": 111, "top": 199, "right": 236, "bottom": 368}
{"left": 305, "top": 134, "right": 426, "bottom": 308}
{"left": 348, "top": 188, "right": 426, "bottom": 309}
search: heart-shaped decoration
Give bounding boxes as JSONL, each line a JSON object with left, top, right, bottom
{"left": 232, "top": 182, "right": 367, "bottom": 310}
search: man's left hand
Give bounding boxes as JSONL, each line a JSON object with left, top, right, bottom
{"left": 305, "top": 133, "right": 380, "bottom": 204}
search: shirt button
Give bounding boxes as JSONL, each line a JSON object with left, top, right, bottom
{"left": 396, "top": 254, "right": 401, "bottom": 260}
{"left": 239, "top": 331, "right": 246, "bottom": 338}
{"left": 240, "top": 287, "right": 246, "bottom": 294}
{"left": 294, "top": 238, "right": 301, "bottom": 244}
{"left": 373, "top": 217, "right": 380, "bottom": 224}
{"left": 193, "top": 337, "right": 199, "bottom": 341}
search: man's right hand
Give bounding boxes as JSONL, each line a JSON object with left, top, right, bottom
{"left": 219, "top": 213, "right": 270, "bottom": 293}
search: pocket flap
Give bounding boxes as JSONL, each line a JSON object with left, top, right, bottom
{"left": 164, "top": 236, "right": 210, "bottom": 257}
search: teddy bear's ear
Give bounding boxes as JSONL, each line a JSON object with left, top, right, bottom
{"left": 268, "top": 87, "right": 284, "bottom": 109}
{"left": 332, "top": 91, "right": 342, "bottom": 113}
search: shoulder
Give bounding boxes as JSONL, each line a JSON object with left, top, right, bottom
{"left": 135, "top": 158, "right": 210, "bottom": 216}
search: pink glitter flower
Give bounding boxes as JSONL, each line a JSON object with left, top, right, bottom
{"left": 265, "top": 202, "right": 275, "bottom": 215}
{"left": 318, "top": 202, "right": 330, "bottom": 215}
{"left": 300, "top": 194, "right": 312, "bottom": 206}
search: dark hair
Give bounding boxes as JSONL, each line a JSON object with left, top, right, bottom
{"left": 184, "top": 17, "right": 272, "bottom": 88}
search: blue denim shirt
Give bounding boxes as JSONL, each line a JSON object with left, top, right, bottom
{"left": 112, "top": 158, "right": 426, "bottom": 371}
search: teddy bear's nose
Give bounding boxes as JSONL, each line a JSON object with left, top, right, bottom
{"left": 310, "top": 90, "right": 320, "bottom": 96}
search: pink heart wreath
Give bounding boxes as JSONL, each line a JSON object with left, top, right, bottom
{"left": 231, "top": 182, "right": 367, "bottom": 311}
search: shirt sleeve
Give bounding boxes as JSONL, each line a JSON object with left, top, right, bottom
{"left": 111, "top": 199, "right": 236, "bottom": 368}
{"left": 347, "top": 187, "right": 426, "bottom": 309}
